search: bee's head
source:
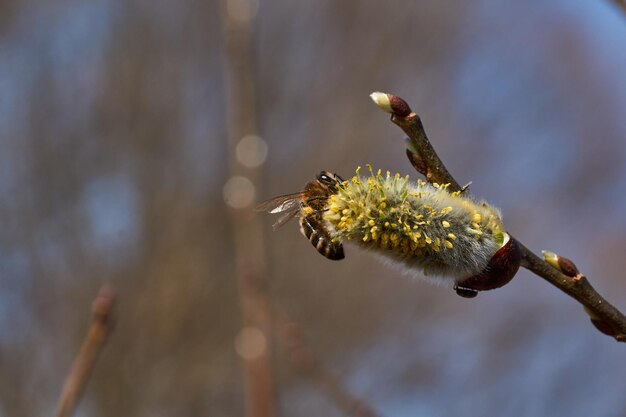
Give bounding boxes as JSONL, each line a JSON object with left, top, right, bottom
{"left": 316, "top": 171, "right": 344, "bottom": 192}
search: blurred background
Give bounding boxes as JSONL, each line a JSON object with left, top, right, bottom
{"left": 1, "top": 0, "right": 626, "bottom": 416}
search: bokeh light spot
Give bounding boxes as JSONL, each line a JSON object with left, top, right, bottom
{"left": 226, "top": 0, "right": 259, "bottom": 23}
{"left": 234, "top": 327, "right": 267, "bottom": 360}
{"left": 235, "top": 134, "right": 268, "bottom": 168}
{"left": 223, "top": 175, "right": 256, "bottom": 209}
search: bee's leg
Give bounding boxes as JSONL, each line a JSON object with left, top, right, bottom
{"left": 300, "top": 216, "right": 345, "bottom": 261}
{"left": 453, "top": 284, "right": 479, "bottom": 298}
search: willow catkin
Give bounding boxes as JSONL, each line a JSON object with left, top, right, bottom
{"left": 323, "top": 166, "right": 510, "bottom": 284}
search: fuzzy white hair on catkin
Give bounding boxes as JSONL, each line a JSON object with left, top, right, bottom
{"left": 323, "top": 166, "right": 508, "bottom": 284}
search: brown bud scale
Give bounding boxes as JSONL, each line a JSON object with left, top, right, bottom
{"left": 557, "top": 256, "right": 579, "bottom": 278}
{"left": 456, "top": 237, "right": 522, "bottom": 293}
{"left": 388, "top": 95, "right": 412, "bottom": 117}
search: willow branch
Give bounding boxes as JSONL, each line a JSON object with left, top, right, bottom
{"left": 371, "top": 92, "right": 626, "bottom": 343}
{"left": 54, "top": 285, "right": 115, "bottom": 417}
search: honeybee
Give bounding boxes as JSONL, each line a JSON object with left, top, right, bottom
{"left": 256, "top": 171, "right": 345, "bottom": 260}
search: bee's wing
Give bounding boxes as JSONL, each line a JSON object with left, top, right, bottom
{"left": 255, "top": 193, "right": 303, "bottom": 230}
{"left": 271, "top": 209, "right": 300, "bottom": 230}
{"left": 255, "top": 192, "right": 302, "bottom": 213}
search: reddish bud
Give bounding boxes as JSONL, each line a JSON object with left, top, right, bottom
{"left": 388, "top": 94, "right": 412, "bottom": 117}
{"left": 557, "top": 256, "right": 579, "bottom": 278}
{"left": 370, "top": 92, "right": 412, "bottom": 117}
{"left": 543, "top": 250, "right": 580, "bottom": 278}
{"left": 455, "top": 237, "right": 521, "bottom": 295}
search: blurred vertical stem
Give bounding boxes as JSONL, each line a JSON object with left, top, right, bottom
{"left": 220, "top": 1, "right": 277, "bottom": 416}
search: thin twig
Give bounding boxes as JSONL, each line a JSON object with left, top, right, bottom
{"left": 371, "top": 92, "right": 626, "bottom": 342}
{"left": 519, "top": 245, "right": 626, "bottom": 341}
{"left": 54, "top": 285, "right": 115, "bottom": 417}
{"left": 370, "top": 92, "right": 462, "bottom": 192}
{"left": 275, "top": 311, "right": 384, "bottom": 417}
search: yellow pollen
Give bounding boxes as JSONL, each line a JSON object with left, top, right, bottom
{"left": 472, "top": 213, "right": 482, "bottom": 223}
{"left": 445, "top": 240, "right": 453, "bottom": 249}
{"left": 442, "top": 220, "right": 450, "bottom": 228}
{"left": 447, "top": 233, "right": 457, "bottom": 240}
{"left": 368, "top": 219, "right": 375, "bottom": 226}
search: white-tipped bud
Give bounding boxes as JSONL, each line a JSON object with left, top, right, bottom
{"left": 370, "top": 92, "right": 412, "bottom": 117}
{"left": 542, "top": 250, "right": 580, "bottom": 277}
{"left": 542, "top": 250, "right": 559, "bottom": 270}
{"left": 370, "top": 92, "right": 393, "bottom": 113}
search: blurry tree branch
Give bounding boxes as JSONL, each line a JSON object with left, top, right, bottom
{"left": 54, "top": 286, "right": 115, "bottom": 417}
{"left": 371, "top": 92, "right": 626, "bottom": 343}
{"left": 220, "top": 1, "right": 277, "bottom": 416}
{"left": 275, "top": 311, "right": 384, "bottom": 417}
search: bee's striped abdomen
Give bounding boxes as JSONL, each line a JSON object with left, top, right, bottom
{"left": 300, "top": 216, "right": 344, "bottom": 260}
